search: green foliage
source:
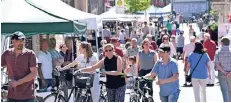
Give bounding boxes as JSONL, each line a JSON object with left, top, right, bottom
{"left": 125, "top": 0, "right": 151, "bottom": 14}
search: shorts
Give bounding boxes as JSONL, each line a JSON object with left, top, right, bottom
{"left": 177, "top": 47, "right": 183, "bottom": 54}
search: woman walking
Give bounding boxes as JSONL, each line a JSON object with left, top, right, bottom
{"left": 58, "top": 42, "right": 100, "bottom": 102}
{"left": 136, "top": 38, "right": 158, "bottom": 96}
{"left": 59, "top": 44, "right": 126, "bottom": 102}
{"left": 186, "top": 42, "right": 211, "bottom": 102}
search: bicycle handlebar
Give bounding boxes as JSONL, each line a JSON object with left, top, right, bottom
{"left": 120, "top": 73, "right": 155, "bottom": 81}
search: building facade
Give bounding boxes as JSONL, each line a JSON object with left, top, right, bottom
{"left": 61, "top": 0, "right": 105, "bottom": 14}
{"left": 211, "top": 0, "right": 231, "bottom": 23}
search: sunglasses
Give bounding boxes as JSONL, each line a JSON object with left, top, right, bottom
{"left": 163, "top": 37, "right": 169, "bottom": 40}
{"left": 105, "top": 49, "right": 113, "bottom": 52}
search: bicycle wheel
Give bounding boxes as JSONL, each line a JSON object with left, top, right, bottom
{"left": 141, "top": 96, "right": 148, "bottom": 102}
{"left": 99, "top": 97, "right": 107, "bottom": 102}
{"left": 77, "top": 96, "right": 87, "bottom": 102}
{"left": 147, "top": 97, "right": 154, "bottom": 102}
{"left": 43, "top": 93, "right": 66, "bottom": 102}
{"left": 129, "top": 95, "right": 138, "bottom": 102}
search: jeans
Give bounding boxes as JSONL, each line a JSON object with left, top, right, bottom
{"left": 207, "top": 61, "right": 215, "bottom": 84}
{"left": 160, "top": 89, "right": 180, "bottom": 102}
{"left": 218, "top": 71, "right": 231, "bottom": 102}
{"left": 138, "top": 69, "right": 153, "bottom": 96}
{"left": 8, "top": 98, "right": 35, "bottom": 102}
{"left": 192, "top": 78, "right": 207, "bottom": 102}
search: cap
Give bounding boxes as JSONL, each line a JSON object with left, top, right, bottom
{"left": 190, "top": 36, "right": 196, "bottom": 40}
{"left": 204, "top": 33, "right": 210, "bottom": 37}
{"left": 158, "top": 45, "right": 171, "bottom": 53}
{"left": 180, "top": 30, "right": 184, "bottom": 34}
{"left": 146, "top": 34, "right": 152, "bottom": 38}
{"left": 11, "top": 31, "right": 25, "bottom": 40}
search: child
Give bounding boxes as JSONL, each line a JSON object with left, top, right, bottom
{"left": 124, "top": 56, "right": 137, "bottom": 89}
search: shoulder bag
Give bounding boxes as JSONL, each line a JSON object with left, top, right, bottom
{"left": 186, "top": 54, "right": 203, "bottom": 83}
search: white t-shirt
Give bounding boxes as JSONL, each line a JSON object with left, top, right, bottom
{"left": 183, "top": 43, "right": 195, "bottom": 58}
{"left": 37, "top": 51, "right": 53, "bottom": 79}
{"left": 172, "top": 24, "right": 176, "bottom": 30}
{"left": 119, "top": 32, "right": 125, "bottom": 41}
{"left": 75, "top": 54, "right": 98, "bottom": 71}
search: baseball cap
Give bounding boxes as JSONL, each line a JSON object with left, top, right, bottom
{"left": 190, "top": 36, "right": 196, "bottom": 40}
{"left": 180, "top": 30, "right": 184, "bottom": 34}
{"left": 146, "top": 34, "right": 152, "bottom": 38}
{"left": 11, "top": 31, "right": 25, "bottom": 40}
{"left": 158, "top": 45, "right": 171, "bottom": 53}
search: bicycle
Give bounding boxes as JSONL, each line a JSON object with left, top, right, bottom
{"left": 121, "top": 74, "right": 154, "bottom": 102}
{"left": 43, "top": 68, "right": 93, "bottom": 102}
{"left": 98, "top": 73, "right": 107, "bottom": 102}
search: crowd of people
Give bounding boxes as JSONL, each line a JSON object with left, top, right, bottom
{"left": 1, "top": 15, "right": 231, "bottom": 102}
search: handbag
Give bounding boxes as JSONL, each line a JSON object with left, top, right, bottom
{"left": 186, "top": 54, "right": 203, "bottom": 83}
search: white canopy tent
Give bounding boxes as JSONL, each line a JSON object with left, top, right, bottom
{"left": 100, "top": 7, "right": 142, "bottom": 21}
{"left": 27, "top": 0, "right": 102, "bottom": 29}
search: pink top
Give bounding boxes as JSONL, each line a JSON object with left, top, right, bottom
{"left": 183, "top": 43, "right": 195, "bottom": 58}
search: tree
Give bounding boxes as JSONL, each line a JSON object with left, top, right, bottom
{"left": 125, "top": 0, "right": 151, "bottom": 14}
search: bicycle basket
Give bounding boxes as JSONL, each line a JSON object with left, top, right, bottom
{"left": 74, "top": 73, "right": 94, "bottom": 88}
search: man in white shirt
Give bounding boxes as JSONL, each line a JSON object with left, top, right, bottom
{"left": 102, "top": 26, "right": 112, "bottom": 42}
{"left": 37, "top": 39, "right": 53, "bottom": 91}
{"left": 149, "top": 23, "right": 156, "bottom": 39}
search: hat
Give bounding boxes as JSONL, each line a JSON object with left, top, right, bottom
{"left": 190, "top": 36, "right": 196, "bottom": 40}
{"left": 11, "top": 31, "right": 25, "bottom": 40}
{"left": 146, "top": 34, "right": 152, "bottom": 38}
{"left": 180, "top": 30, "right": 184, "bottom": 34}
{"left": 158, "top": 45, "right": 171, "bottom": 53}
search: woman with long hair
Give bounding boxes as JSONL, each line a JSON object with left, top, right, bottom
{"left": 186, "top": 42, "right": 211, "bottom": 102}
{"left": 57, "top": 42, "right": 100, "bottom": 102}
{"left": 136, "top": 38, "right": 158, "bottom": 96}
{"left": 62, "top": 44, "right": 126, "bottom": 102}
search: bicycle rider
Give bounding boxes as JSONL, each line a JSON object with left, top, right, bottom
{"left": 144, "top": 45, "right": 180, "bottom": 102}
{"left": 136, "top": 39, "right": 158, "bottom": 96}
{"left": 1, "top": 31, "right": 38, "bottom": 102}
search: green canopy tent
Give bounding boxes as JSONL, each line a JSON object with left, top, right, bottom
{"left": 1, "top": 0, "right": 87, "bottom": 37}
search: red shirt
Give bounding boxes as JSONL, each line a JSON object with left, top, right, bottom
{"left": 150, "top": 41, "right": 157, "bottom": 50}
{"left": 203, "top": 40, "right": 216, "bottom": 61}
{"left": 115, "top": 47, "right": 124, "bottom": 57}
{"left": 1, "top": 48, "right": 37, "bottom": 100}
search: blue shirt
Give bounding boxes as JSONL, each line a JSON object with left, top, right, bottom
{"left": 177, "top": 35, "right": 184, "bottom": 47}
{"left": 152, "top": 58, "right": 179, "bottom": 96}
{"left": 188, "top": 53, "right": 210, "bottom": 79}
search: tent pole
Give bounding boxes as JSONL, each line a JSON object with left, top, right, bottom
{"left": 95, "top": 29, "right": 99, "bottom": 59}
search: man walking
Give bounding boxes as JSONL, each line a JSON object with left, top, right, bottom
{"left": 1, "top": 31, "right": 37, "bottom": 102}
{"left": 145, "top": 45, "right": 180, "bottom": 102}
{"left": 214, "top": 37, "right": 231, "bottom": 102}
{"left": 203, "top": 33, "right": 217, "bottom": 86}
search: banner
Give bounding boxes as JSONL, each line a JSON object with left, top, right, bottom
{"left": 116, "top": 0, "right": 125, "bottom": 14}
